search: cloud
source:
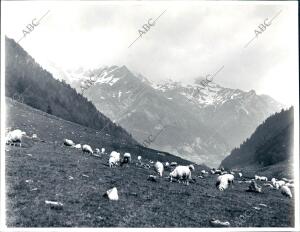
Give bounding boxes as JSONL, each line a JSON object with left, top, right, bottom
{"left": 3, "top": 1, "right": 298, "bottom": 105}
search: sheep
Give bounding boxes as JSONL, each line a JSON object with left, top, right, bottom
{"left": 285, "top": 183, "right": 294, "bottom": 188}
{"left": 254, "top": 175, "right": 268, "bottom": 181}
{"left": 216, "top": 174, "right": 234, "bottom": 191}
{"left": 101, "top": 148, "right": 105, "bottom": 154}
{"left": 154, "top": 161, "right": 164, "bottom": 177}
{"left": 74, "top": 144, "right": 81, "bottom": 149}
{"left": 238, "top": 172, "right": 243, "bottom": 178}
{"left": 201, "top": 170, "right": 207, "bottom": 175}
{"left": 275, "top": 180, "right": 285, "bottom": 189}
{"left": 6, "top": 129, "right": 27, "bottom": 147}
{"left": 137, "top": 156, "right": 142, "bottom": 162}
{"left": 109, "top": 151, "right": 120, "bottom": 167}
{"left": 63, "top": 139, "right": 75, "bottom": 147}
{"left": 165, "top": 162, "right": 170, "bottom": 167}
{"left": 281, "top": 185, "right": 292, "bottom": 198}
{"left": 121, "top": 153, "right": 131, "bottom": 166}
{"left": 95, "top": 148, "right": 100, "bottom": 154}
{"left": 32, "top": 134, "right": 37, "bottom": 139}
{"left": 82, "top": 144, "right": 93, "bottom": 154}
{"left": 170, "top": 162, "right": 178, "bottom": 167}
{"left": 169, "top": 165, "right": 194, "bottom": 185}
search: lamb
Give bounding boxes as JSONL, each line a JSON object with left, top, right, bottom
{"left": 154, "top": 161, "right": 164, "bottom": 177}
{"left": 109, "top": 151, "right": 120, "bottom": 167}
{"left": 82, "top": 144, "right": 93, "bottom": 154}
{"left": 121, "top": 153, "right": 131, "bottom": 166}
{"left": 254, "top": 175, "right": 268, "bottom": 181}
{"left": 6, "top": 129, "right": 27, "bottom": 147}
{"left": 169, "top": 165, "right": 195, "bottom": 185}
{"left": 63, "top": 139, "right": 75, "bottom": 147}
{"left": 216, "top": 174, "right": 234, "bottom": 191}
{"left": 281, "top": 185, "right": 292, "bottom": 198}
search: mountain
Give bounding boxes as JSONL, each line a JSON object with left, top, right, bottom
{"left": 5, "top": 37, "right": 136, "bottom": 147}
{"left": 44, "top": 64, "right": 285, "bottom": 167}
{"left": 220, "top": 107, "right": 294, "bottom": 171}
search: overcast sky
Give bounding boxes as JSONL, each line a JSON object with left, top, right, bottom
{"left": 2, "top": 1, "right": 298, "bottom": 106}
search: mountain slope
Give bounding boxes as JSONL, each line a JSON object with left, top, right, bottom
{"left": 220, "top": 107, "right": 294, "bottom": 170}
{"left": 5, "top": 98, "right": 294, "bottom": 227}
{"left": 5, "top": 37, "right": 135, "bottom": 146}
{"left": 45, "top": 63, "right": 285, "bottom": 167}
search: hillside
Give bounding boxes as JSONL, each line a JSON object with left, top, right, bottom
{"left": 45, "top": 63, "right": 284, "bottom": 167}
{"left": 5, "top": 37, "right": 135, "bottom": 146}
{"left": 5, "top": 98, "right": 294, "bottom": 227}
{"left": 220, "top": 107, "right": 294, "bottom": 171}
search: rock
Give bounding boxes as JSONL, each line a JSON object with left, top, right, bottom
{"left": 246, "top": 181, "right": 262, "bottom": 193}
{"left": 104, "top": 187, "right": 119, "bottom": 201}
{"left": 209, "top": 219, "right": 230, "bottom": 227}
{"left": 45, "top": 200, "right": 64, "bottom": 210}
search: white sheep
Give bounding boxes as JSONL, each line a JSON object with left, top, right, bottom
{"left": 165, "top": 162, "right": 170, "bottom": 167}
{"left": 74, "top": 144, "right": 81, "bottom": 149}
{"left": 201, "top": 170, "right": 207, "bottom": 175}
{"left": 216, "top": 174, "right": 234, "bottom": 191}
{"left": 275, "top": 180, "right": 285, "bottom": 189}
{"left": 64, "top": 139, "right": 75, "bottom": 147}
{"left": 254, "top": 175, "right": 268, "bottom": 181}
{"left": 101, "top": 148, "right": 105, "bottom": 154}
{"left": 109, "top": 151, "right": 120, "bottom": 167}
{"left": 6, "top": 129, "right": 27, "bottom": 147}
{"left": 95, "top": 148, "right": 100, "bottom": 154}
{"left": 281, "top": 185, "right": 292, "bottom": 198}
{"left": 32, "top": 134, "right": 37, "bottom": 139}
{"left": 154, "top": 161, "right": 164, "bottom": 177}
{"left": 238, "top": 172, "right": 243, "bottom": 178}
{"left": 82, "top": 144, "right": 93, "bottom": 154}
{"left": 169, "top": 165, "right": 194, "bottom": 185}
{"left": 137, "top": 156, "right": 142, "bottom": 161}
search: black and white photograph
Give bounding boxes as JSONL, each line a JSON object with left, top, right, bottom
{"left": 1, "top": 1, "right": 299, "bottom": 230}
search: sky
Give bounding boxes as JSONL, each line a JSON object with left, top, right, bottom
{"left": 2, "top": 1, "right": 298, "bottom": 106}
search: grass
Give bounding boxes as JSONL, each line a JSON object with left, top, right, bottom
{"left": 5, "top": 98, "right": 294, "bottom": 227}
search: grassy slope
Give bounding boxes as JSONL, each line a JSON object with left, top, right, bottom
{"left": 5, "top": 98, "right": 294, "bottom": 227}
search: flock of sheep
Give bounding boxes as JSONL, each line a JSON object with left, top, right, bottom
{"left": 6, "top": 129, "right": 294, "bottom": 200}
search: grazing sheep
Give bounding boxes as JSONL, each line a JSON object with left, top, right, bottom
{"left": 254, "top": 175, "right": 268, "bottom": 181}
{"left": 214, "top": 170, "right": 222, "bottom": 175}
{"left": 109, "top": 151, "right": 120, "bottom": 167}
{"left": 165, "top": 162, "right": 170, "bottom": 167}
{"left": 201, "top": 170, "right": 207, "bottom": 175}
{"left": 82, "top": 144, "right": 93, "bottom": 154}
{"left": 238, "top": 172, "right": 243, "bottom": 178}
{"left": 63, "top": 139, "right": 75, "bottom": 147}
{"left": 95, "top": 148, "right": 100, "bottom": 154}
{"left": 216, "top": 174, "right": 234, "bottom": 191}
{"left": 121, "top": 153, "right": 131, "bottom": 166}
{"left": 137, "top": 156, "right": 142, "bottom": 161}
{"left": 169, "top": 165, "right": 194, "bottom": 185}
{"left": 281, "top": 185, "right": 292, "bottom": 198}
{"left": 154, "top": 161, "right": 164, "bottom": 177}
{"left": 170, "top": 162, "right": 178, "bottom": 167}
{"left": 101, "top": 148, "right": 105, "bottom": 154}
{"left": 74, "top": 144, "right": 81, "bottom": 149}
{"left": 32, "top": 134, "right": 37, "bottom": 139}
{"left": 275, "top": 180, "right": 285, "bottom": 190}
{"left": 285, "top": 183, "right": 294, "bottom": 188}
{"left": 6, "top": 129, "right": 27, "bottom": 147}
